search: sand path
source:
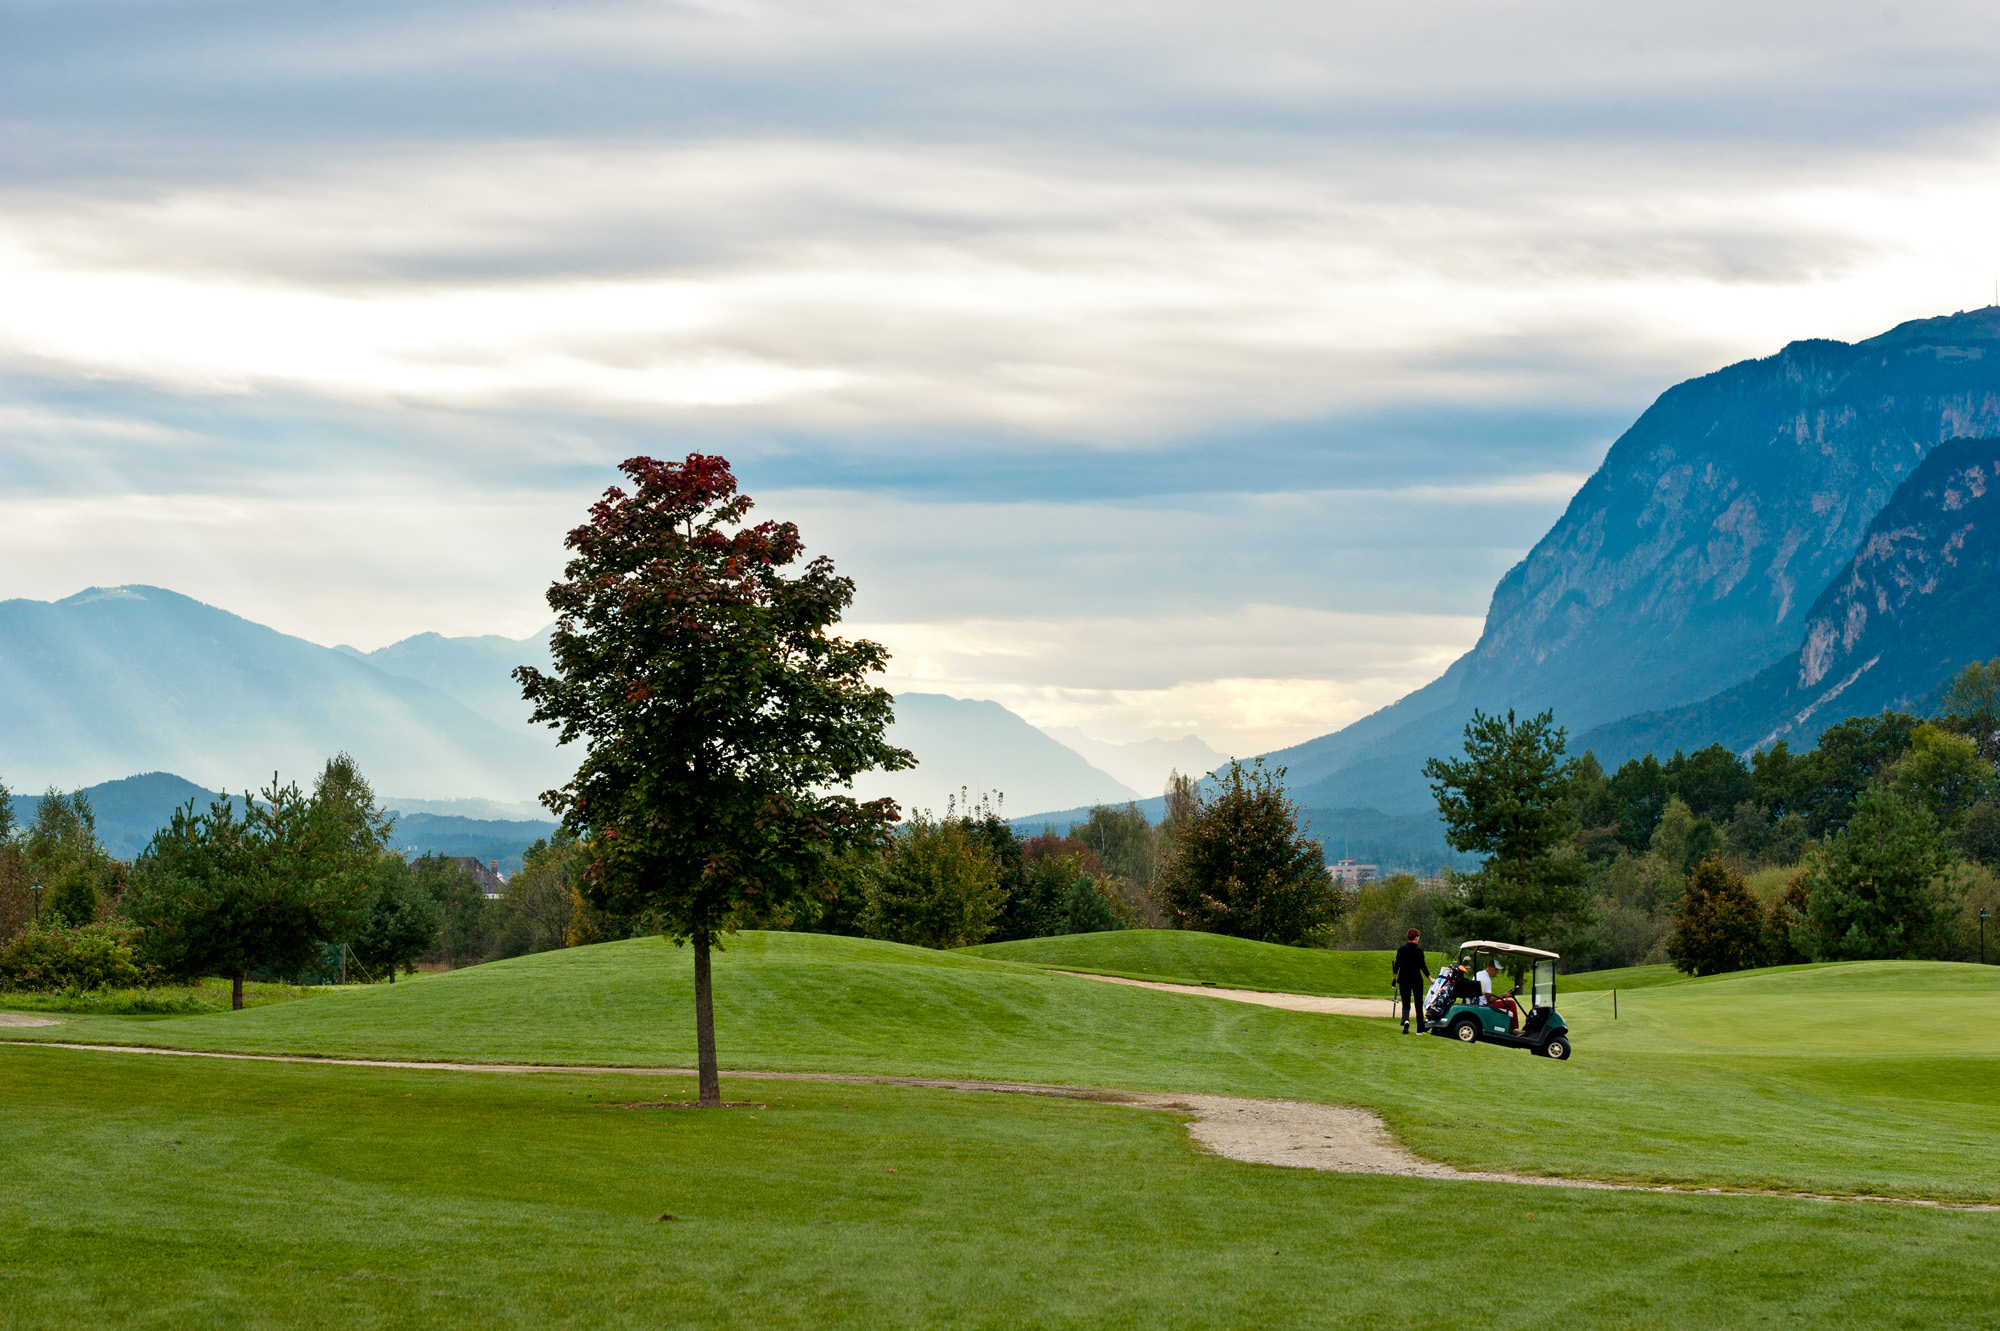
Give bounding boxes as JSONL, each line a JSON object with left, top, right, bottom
{"left": 1057, "top": 971, "right": 1397, "bottom": 1017}
{"left": 5, "top": 1037, "right": 1991, "bottom": 1211}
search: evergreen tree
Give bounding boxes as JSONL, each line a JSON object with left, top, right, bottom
{"left": 1666, "top": 857, "right": 1764, "bottom": 975}
{"left": 1157, "top": 760, "right": 1343, "bottom": 945}
{"left": 1426, "top": 709, "right": 1593, "bottom": 949}
{"left": 348, "top": 854, "right": 443, "bottom": 981}
{"left": 25, "top": 789, "right": 115, "bottom": 928}
{"left": 1800, "top": 785, "right": 1964, "bottom": 961}
{"left": 124, "top": 760, "right": 384, "bottom": 1009}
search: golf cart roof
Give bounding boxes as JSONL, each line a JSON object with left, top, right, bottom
{"left": 1457, "top": 940, "right": 1560, "bottom": 961}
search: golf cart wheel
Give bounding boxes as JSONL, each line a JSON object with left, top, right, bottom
{"left": 1451, "top": 1018, "right": 1481, "bottom": 1044}
{"left": 1542, "top": 1033, "right": 1571, "bottom": 1061}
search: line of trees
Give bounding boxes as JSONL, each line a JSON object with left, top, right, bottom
{"left": 0, "top": 756, "right": 597, "bottom": 1005}
{"left": 1417, "top": 660, "right": 2000, "bottom": 973}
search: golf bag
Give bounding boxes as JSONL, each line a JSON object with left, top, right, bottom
{"left": 1422, "top": 968, "right": 1457, "bottom": 1024}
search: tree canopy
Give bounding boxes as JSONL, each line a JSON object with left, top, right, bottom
{"left": 1425, "top": 708, "right": 1593, "bottom": 949}
{"left": 123, "top": 756, "right": 386, "bottom": 1008}
{"left": 517, "top": 453, "right": 912, "bottom": 1105}
{"left": 1157, "top": 760, "right": 1344, "bottom": 945}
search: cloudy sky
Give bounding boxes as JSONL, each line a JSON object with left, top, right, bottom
{"left": 6, "top": 0, "right": 1999, "bottom": 759}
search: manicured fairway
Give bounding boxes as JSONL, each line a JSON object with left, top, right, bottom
{"left": 7, "top": 932, "right": 1998, "bottom": 1203}
{"left": 960, "top": 929, "right": 1441, "bottom": 996}
{"left": 1, "top": 1045, "right": 1992, "bottom": 1330}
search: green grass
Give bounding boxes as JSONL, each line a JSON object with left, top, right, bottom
{"left": 8, "top": 931, "right": 1998, "bottom": 1203}
{"left": 1560, "top": 963, "right": 1696, "bottom": 992}
{"left": 2, "top": 1045, "right": 1994, "bottom": 1329}
{"left": 0, "top": 975, "right": 324, "bottom": 1015}
{"left": 960, "top": 929, "right": 1441, "bottom": 996}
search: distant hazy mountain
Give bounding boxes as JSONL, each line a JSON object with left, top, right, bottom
{"left": 6, "top": 772, "right": 234, "bottom": 860}
{"left": 0, "top": 586, "right": 572, "bottom": 801}
{"left": 1040, "top": 728, "right": 1229, "bottom": 797}
{"left": 1266, "top": 308, "right": 2000, "bottom": 811}
{"left": 6, "top": 769, "right": 557, "bottom": 872}
{"left": 378, "top": 794, "right": 552, "bottom": 821}
{"left": 846, "top": 693, "right": 1139, "bottom": 819}
{"left": 336, "top": 626, "right": 553, "bottom": 729}
{"left": 1583, "top": 435, "right": 2000, "bottom": 760}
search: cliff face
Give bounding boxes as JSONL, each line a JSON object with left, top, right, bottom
{"left": 1583, "top": 434, "right": 2000, "bottom": 761}
{"left": 1271, "top": 307, "right": 2000, "bottom": 811}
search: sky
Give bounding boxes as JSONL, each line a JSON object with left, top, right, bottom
{"left": 5, "top": 0, "right": 2000, "bottom": 760}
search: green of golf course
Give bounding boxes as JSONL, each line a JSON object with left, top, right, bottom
{"left": 3, "top": 929, "right": 1995, "bottom": 1326}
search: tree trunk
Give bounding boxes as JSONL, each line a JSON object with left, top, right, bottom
{"left": 232, "top": 970, "right": 245, "bottom": 1011}
{"left": 389, "top": 965, "right": 396, "bottom": 984}
{"left": 693, "top": 930, "right": 720, "bottom": 1107}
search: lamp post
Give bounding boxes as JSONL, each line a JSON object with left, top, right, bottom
{"left": 1982, "top": 908, "right": 1990, "bottom": 966}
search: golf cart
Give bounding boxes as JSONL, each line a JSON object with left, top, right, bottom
{"left": 1422, "top": 941, "right": 1571, "bottom": 1059}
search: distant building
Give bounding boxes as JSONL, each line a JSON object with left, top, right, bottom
{"left": 453, "top": 856, "right": 507, "bottom": 899}
{"left": 1329, "top": 858, "right": 1378, "bottom": 888}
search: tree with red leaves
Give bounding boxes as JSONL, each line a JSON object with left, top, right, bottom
{"left": 517, "top": 454, "right": 912, "bottom": 1106}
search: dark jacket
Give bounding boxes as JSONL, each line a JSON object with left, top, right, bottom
{"left": 1391, "top": 942, "right": 1429, "bottom": 989}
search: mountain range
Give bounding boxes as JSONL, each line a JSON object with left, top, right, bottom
{"left": 1269, "top": 307, "right": 2000, "bottom": 811}
{"left": 0, "top": 589, "right": 1192, "bottom": 824}
{"left": 0, "top": 586, "right": 570, "bottom": 802}
{"left": 13, "top": 307, "right": 1999, "bottom": 848}
{"left": 847, "top": 694, "right": 1142, "bottom": 817}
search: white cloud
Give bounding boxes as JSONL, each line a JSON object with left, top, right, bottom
{"left": 8, "top": 140, "right": 1999, "bottom": 439}
{"left": 8, "top": 0, "right": 2000, "bottom": 778}
{"left": 854, "top": 604, "right": 1483, "bottom": 753}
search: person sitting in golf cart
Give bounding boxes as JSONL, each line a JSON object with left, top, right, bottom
{"left": 1476, "top": 960, "right": 1521, "bottom": 1032}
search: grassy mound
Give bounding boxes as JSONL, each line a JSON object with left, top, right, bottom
{"left": 959, "top": 929, "right": 1442, "bottom": 997}
{"left": 7, "top": 930, "right": 1999, "bottom": 1201}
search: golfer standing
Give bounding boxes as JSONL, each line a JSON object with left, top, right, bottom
{"left": 1392, "top": 929, "right": 1430, "bottom": 1034}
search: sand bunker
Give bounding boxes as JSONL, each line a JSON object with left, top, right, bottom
{"left": 0, "top": 1014, "right": 63, "bottom": 1028}
{"left": 1058, "top": 971, "right": 1395, "bottom": 1017}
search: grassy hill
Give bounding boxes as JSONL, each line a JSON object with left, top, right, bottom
{"left": 6, "top": 931, "right": 1997, "bottom": 1325}
{"left": 960, "top": 930, "right": 1442, "bottom": 997}
{"left": 8, "top": 931, "right": 1997, "bottom": 1203}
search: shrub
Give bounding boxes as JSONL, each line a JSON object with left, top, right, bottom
{"left": 861, "top": 813, "right": 1005, "bottom": 948}
{"left": 1763, "top": 873, "right": 1811, "bottom": 965}
{"left": 0, "top": 923, "right": 142, "bottom": 992}
{"left": 1666, "top": 858, "right": 1764, "bottom": 976}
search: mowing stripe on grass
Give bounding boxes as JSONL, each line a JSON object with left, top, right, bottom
{"left": 12, "top": 1040, "right": 1994, "bottom": 1213}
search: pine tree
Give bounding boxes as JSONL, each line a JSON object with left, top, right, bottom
{"left": 1425, "top": 709, "right": 1594, "bottom": 948}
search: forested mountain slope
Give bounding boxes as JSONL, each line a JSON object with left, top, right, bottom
{"left": 1268, "top": 307, "right": 2000, "bottom": 811}
{"left": 1583, "top": 434, "right": 2000, "bottom": 760}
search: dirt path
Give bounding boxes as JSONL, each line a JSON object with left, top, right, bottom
{"left": 7, "top": 1038, "right": 1991, "bottom": 1211}
{"left": 1057, "top": 972, "right": 1396, "bottom": 1017}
